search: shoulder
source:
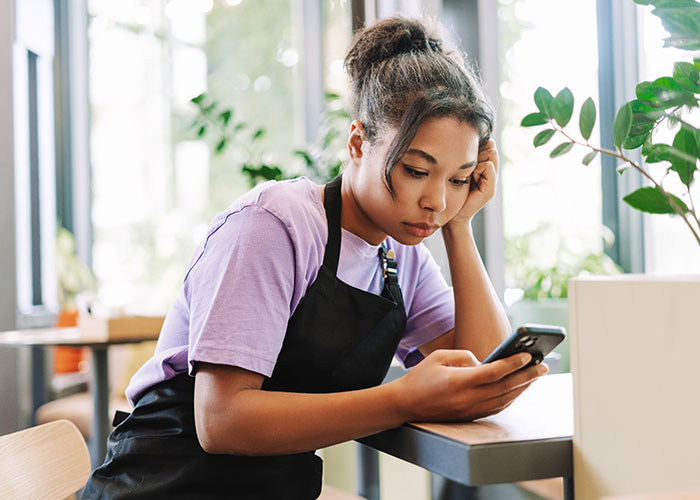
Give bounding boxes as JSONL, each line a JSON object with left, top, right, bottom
{"left": 184, "top": 178, "right": 327, "bottom": 281}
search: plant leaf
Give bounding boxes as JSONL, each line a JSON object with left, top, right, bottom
{"left": 252, "top": 128, "right": 265, "bottom": 140}
{"left": 534, "top": 129, "right": 556, "bottom": 147}
{"left": 582, "top": 150, "right": 598, "bottom": 166}
{"left": 579, "top": 97, "right": 596, "bottom": 141}
{"left": 670, "top": 124, "right": 700, "bottom": 186}
{"left": 215, "top": 138, "right": 227, "bottom": 154}
{"left": 622, "top": 186, "right": 689, "bottom": 214}
{"left": 197, "top": 125, "right": 207, "bottom": 137}
{"left": 550, "top": 141, "right": 575, "bottom": 158}
{"left": 534, "top": 87, "right": 554, "bottom": 118}
{"left": 521, "top": 112, "right": 548, "bottom": 127}
{"left": 552, "top": 88, "right": 574, "bottom": 127}
{"left": 673, "top": 61, "right": 700, "bottom": 93}
{"left": 219, "top": 109, "right": 232, "bottom": 126}
{"left": 191, "top": 93, "right": 206, "bottom": 104}
{"left": 613, "top": 102, "right": 633, "bottom": 150}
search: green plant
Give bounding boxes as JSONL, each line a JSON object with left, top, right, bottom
{"left": 505, "top": 225, "right": 622, "bottom": 300}
{"left": 521, "top": 0, "right": 700, "bottom": 249}
{"left": 56, "top": 226, "right": 96, "bottom": 308}
{"left": 189, "top": 91, "right": 349, "bottom": 186}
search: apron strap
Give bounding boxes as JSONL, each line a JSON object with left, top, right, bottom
{"left": 379, "top": 244, "right": 404, "bottom": 306}
{"left": 322, "top": 174, "right": 343, "bottom": 274}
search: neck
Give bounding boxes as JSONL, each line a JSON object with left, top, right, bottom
{"left": 339, "top": 174, "right": 387, "bottom": 246}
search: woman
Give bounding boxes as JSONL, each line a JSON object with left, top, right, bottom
{"left": 83, "top": 15, "right": 547, "bottom": 500}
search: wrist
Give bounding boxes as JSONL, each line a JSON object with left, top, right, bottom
{"left": 383, "top": 377, "right": 414, "bottom": 424}
{"left": 441, "top": 221, "right": 474, "bottom": 243}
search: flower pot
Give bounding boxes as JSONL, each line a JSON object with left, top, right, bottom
{"left": 54, "top": 307, "right": 86, "bottom": 373}
{"left": 568, "top": 275, "right": 700, "bottom": 499}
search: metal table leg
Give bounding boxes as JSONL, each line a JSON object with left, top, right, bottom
{"left": 564, "top": 476, "right": 574, "bottom": 500}
{"left": 89, "top": 346, "right": 109, "bottom": 467}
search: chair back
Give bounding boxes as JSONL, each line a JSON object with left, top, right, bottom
{"left": 0, "top": 419, "right": 91, "bottom": 500}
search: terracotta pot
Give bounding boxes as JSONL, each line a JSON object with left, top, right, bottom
{"left": 54, "top": 307, "right": 86, "bottom": 373}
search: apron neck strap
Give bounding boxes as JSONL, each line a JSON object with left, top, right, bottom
{"left": 322, "top": 174, "right": 343, "bottom": 273}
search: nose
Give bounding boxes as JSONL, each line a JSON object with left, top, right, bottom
{"left": 419, "top": 182, "right": 447, "bottom": 213}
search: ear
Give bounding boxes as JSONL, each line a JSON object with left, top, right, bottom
{"left": 347, "top": 120, "right": 366, "bottom": 164}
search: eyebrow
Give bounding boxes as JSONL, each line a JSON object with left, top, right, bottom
{"left": 405, "top": 148, "right": 477, "bottom": 170}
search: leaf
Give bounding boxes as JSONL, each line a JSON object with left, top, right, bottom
{"left": 215, "top": 138, "right": 227, "bottom": 154}
{"left": 613, "top": 102, "right": 633, "bottom": 150}
{"left": 582, "top": 150, "right": 598, "bottom": 166}
{"left": 533, "top": 129, "right": 556, "bottom": 147}
{"left": 579, "top": 98, "right": 597, "bottom": 141}
{"left": 622, "top": 186, "right": 689, "bottom": 214}
{"left": 191, "top": 93, "right": 206, "bottom": 104}
{"left": 252, "top": 128, "right": 265, "bottom": 140}
{"left": 294, "top": 150, "right": 315, "bottom": 167}
{"left": 521, "top": 112, "right": 548, "bottom": 127}
{"left": 219, "top": 109, "right": 232, "bottom": 126}
{"left": 197, "top": 125, "right": 207, "bottom": 137}
{"left": 235, "top": 122, "right": 247, "bottom": 131}
{"left": 552, "top": 88, "right": 574, "bottom": 127}
{"left": 550, "top": 141, "right": 575, "bottom": 158}
{"left": 673, "top": 61, "right": 700, "bottom": 93}
{"left": 534, "top": 87, "right": 555, "bottom": 118}
{"left": 636, "top": 81, "right": 657, "bottom": 103}
{"left": 670, "top": 124, "right": 700, "bottom": 186}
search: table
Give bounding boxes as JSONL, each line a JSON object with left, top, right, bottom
{"left": 357, "top": 373, "right": 574, "bottom": 499}
{"left": 0, "top": 327, "right": 160, "bottom": 467}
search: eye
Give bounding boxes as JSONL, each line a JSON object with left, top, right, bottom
{"left": 402, "top": 164, "right": 427, "bottom": 178}
{"left": 450, "top": 177, "right": 470, "bottom": 186}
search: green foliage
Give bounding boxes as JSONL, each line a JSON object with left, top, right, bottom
{"left": 521, "top": 0, "right": 700, "bottom": 251}
{"left": 189, "top": 91, "right": 349, "bottom": 188}
{"left": 505, "top": 225, "right": 622, "bottom": 300}
{"left": 56, "top": 227, "right": 96, "bottom": 307}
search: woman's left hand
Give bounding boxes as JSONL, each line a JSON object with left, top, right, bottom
{"left": 447, "top": 139, "right": 499, "bottom": 227}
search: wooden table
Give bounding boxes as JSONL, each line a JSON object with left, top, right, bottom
{"left": 0, "top": 327, "right": 160, "bottom": 467}
{"left": 358, "top": 373, "right": 574, "bottom": 499}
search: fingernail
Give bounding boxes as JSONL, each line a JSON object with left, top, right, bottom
{"left": 520, "top": 353, "right": 532, "bottom": 364}
{"left": 536, "top": 364, "right": 549, "bottom": 375}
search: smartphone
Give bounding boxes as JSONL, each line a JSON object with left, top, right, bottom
{"left": 482, "top": 324, "right": 566, "bottom": 367}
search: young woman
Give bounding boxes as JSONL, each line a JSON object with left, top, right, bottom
{"left": 82, "top": 15, "right": 547, "bottom": 500}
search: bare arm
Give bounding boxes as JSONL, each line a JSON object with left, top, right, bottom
{"left": 194, "top": 349, "right": 544, "bottom": 456}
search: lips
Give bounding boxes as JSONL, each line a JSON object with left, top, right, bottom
{"left": 402, "top": 222, "right": 439, "bottom": 238}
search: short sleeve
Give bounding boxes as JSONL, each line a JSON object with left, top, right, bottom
{"left": 184, "top": 206, "right": 300, "bottom": 377}
{"left": 395, "top": 246, "right": 454, "bottom": 368}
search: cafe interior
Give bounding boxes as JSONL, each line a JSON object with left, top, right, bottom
{"left": 1, "top": 0, "right": 699, "bottom": 499}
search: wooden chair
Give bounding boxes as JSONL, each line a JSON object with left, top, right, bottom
{"left": 0, "top": 419, "right": 91, "bottom": 500}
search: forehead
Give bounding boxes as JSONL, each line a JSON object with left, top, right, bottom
{"left": 408, "top": 117, "right": 480, "bottom": 156}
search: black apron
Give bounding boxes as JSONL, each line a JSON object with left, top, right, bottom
{"left": 82, "top": 174, "right": 407, "bottom": 500}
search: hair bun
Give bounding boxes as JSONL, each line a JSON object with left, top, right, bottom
{"left": 345, "top": 17, "right": 443, "bottom": 80}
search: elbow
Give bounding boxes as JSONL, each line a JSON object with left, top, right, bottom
{"left": 194, "top": 403, "right": 257, "bottom": 455}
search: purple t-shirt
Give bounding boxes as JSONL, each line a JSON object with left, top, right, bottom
{"left": 126, "top": 177, "right": 455, "bottom": 405}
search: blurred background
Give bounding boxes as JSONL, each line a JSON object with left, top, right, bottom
{"left": 0, "top": 0, "right": 696, "bottom": 498}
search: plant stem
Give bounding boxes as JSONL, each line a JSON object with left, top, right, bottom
{"left": 556, "top": 126, "right": 700, "bottom": 248}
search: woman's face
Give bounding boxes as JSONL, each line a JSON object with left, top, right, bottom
{"left": 343, "top": 116, "right": 480, "bottom": 245}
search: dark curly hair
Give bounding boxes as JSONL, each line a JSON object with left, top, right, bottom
{"left": 344, "top": 16, "right": 494, "bottom": 193}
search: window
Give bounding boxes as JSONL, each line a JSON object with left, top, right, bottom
{"left": 497, "top": 0, "right": 605, "bottom": 302}
{"left": 87, "top": 1, "right": 351, "bottom": 312}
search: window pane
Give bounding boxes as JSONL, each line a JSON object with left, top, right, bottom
{"left": 498, "top": 0, "right": 605, "bottom": 301}
{"left": 638, "top": 7, "right": 700, "bottom": 274}
{"left": 88, "top": 0, "right": 334, "bottom": 312}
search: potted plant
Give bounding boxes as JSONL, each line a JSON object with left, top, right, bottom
{"left": 505, "top": 224, "right": 621, "bottom": 373}
{"left": 54, "top": 227, "right": 95, "bottom": 373}
{"left": 521, "top": 1, "right": 700, "bottom": 498}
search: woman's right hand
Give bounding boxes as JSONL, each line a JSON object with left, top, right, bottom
{"left": 389, "top": 349, "right": 547, "bottom": 423}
